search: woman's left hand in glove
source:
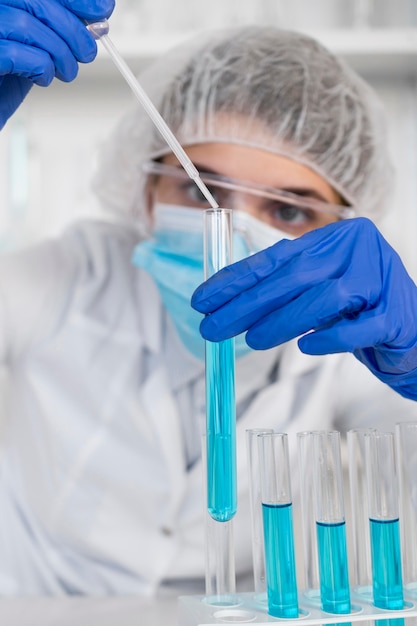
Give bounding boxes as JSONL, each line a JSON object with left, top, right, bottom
{"left": 192, "top": 217, "right": 417, "bottom": 400}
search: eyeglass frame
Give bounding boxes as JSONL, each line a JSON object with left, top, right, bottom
{"left": 142, "top": 160, "right": 355, "bottom": 221}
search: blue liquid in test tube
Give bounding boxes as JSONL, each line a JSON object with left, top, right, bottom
{"left": 370, "top": 518, "right": 404, "bottom": 610}
{"left": 262, "top": 502, "right": 298, "bottom": 618}
{"left": 365, "top": 431, "right": 404, "bottom": 613}
{"left": 206, "top": 338, "right": 237, "bottom": 522}
{"left": 316, "top": 520, "right": 351, "bottom": 614}
{"left": 313, "top": 431, "right": 351, "bottom": 617}
{"left": 204, "top": 209, "right": 237, "bottom": 523}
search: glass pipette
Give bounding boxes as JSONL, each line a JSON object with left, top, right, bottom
{"left": 85, "top": 19, "right": 219, "bottom": 210}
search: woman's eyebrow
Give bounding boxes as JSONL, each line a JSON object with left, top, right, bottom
{"left": 283, "top": 188, "right": 330, "bottom": 202}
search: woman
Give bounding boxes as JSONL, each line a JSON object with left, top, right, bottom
{"left": 1, "top": 2, "right": 417, "bottom": 595}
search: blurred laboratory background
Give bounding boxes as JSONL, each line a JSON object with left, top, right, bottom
{"left": 1, "top": 0, "right": 417, "bottom": 274}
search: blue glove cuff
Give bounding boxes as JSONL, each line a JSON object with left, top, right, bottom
{"left": 355, "top": 347, "right": 417, "bottom": 401}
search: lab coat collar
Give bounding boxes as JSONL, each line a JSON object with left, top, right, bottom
{"left": 162, "top": 317, "right": 326, "bottom": 396}
{"left": 163, "top": 316, "right": 282, "bottom": 397}
{"left": 279, "top": 338, "right": 326, "bottom": 378}
{"left": 235, "top": 346, "right": 282, "bottom": 405}
{"left": 163, "top": 320, "right": 281, "bottom": 404}
{"left": 234, "top": 340, "right": 325, "bottom": 407}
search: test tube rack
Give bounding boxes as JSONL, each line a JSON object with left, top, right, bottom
{"left": 187, "top": 425, "right": 417, "bottom": 625}
{"left": 178, "top": 590, "right": 417, "bottom": 625}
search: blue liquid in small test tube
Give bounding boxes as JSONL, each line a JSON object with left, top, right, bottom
{"left": 262, "top": 502, "right": 298, "bottom": 618}
{"left": 206, "top": 338, "right": 237, "bottom": 522}
{"left": 370, "top": 518, "right": 404, "bottom": 610}
{"left": 204, "top": 209, "right": 237, "bottom": 523}
{"left": 316, "top": 520, "right": 351, "bottom": 614}
{"left": 365, "top": 431, "right": 404, "bottom": 615}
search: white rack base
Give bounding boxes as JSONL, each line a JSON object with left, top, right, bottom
{"left": 179, "top": 590, "right": 417, "bottom": 625}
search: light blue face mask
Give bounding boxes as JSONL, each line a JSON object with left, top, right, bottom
{"left": 132, "top": 203, "right": 292, "bottom": 360}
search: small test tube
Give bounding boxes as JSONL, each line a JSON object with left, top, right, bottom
{"left": 313, "top": 430, "right": 351, "bottom": 615}
{"left": 246, "top": 428, "right": 274, "bottom": 602}
{"left": 347, "top": 428, "right": 376, "bottom": 597}
{"left": 297, "top": 431, "right": 320, "bottom": 600}
{"left": 365, "top": 431, "right": 404, "bottom": 611}
{"left": 258, "top": 432, "right": 299, "bottom": 619}
{"left": 204, "top": 209, "right": 237, "bottom": 523}
{"left": 395, "top": 421, "right": 417, "bottom": 596}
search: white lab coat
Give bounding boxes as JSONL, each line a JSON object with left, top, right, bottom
{"left": 0, "top": 219, "right": 416, "bottom": 596}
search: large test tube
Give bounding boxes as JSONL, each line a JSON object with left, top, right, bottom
{"left": 258, "top": 432, "right": 299, "bottom": 619}
{"left": 313, "top": 430, "right": 351, "bottom": 615}
{"left": 365, "top": 430, "right": 404, "bottom": 611}
{"left": 395, "top": 421, "right": 417, "bottom": 596}
{"left": 246, "top": 428, "right": 274, "bottom": 601}
{"left": 204, "top": 209, "right": 237, "bottom": 523}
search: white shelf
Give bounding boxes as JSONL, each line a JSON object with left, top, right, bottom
{"left": 316, "top": 27, "right": 417, "bottom": 75}
{"left": 77, "top": 27, "right": 417, "bottom": 81}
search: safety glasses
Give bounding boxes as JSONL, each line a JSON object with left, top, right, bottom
{"left": 143, "top": 160, "right": 354, "bottom": 236}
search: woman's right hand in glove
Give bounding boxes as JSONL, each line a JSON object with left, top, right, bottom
{"left": 0, "top": 0, "right": 115, "bottom": 129}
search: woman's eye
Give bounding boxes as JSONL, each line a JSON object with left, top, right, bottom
{"left": 272, "top": 203, "right": 311, "bottom": 224}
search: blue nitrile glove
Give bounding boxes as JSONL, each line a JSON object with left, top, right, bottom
{"left": 0, "top": 0, "right": 115, "bottom": 129}
{"left": 192, "top": 217, "right": 417, "bottom": 400}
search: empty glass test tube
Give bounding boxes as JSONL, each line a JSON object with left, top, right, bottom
{"left": 204, "top": 209, "right": 237, "bottom": 523}
{"left": 365, "top": 430, "right": 404, "bottom": 610}
{"left": 347, "top": 428, "right": 376, "bottom": 597}
{"left": 313, "top": 430, "right": 351, "bottom": 614}
{"left": 297, "top": 431, "right": 320, "bottom": 600}
{"left": 258, "top": 432, "right": 299, "bottom": 618}
{"left": 395, "top": 421, "right": 417, "bottom": 596}
{"left": 246, "top": 428, "right": 274, "bottom": 602}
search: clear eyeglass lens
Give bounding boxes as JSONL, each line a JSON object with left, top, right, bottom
{"left": 143, "top": 161, "right": 353, "bottom": 236}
